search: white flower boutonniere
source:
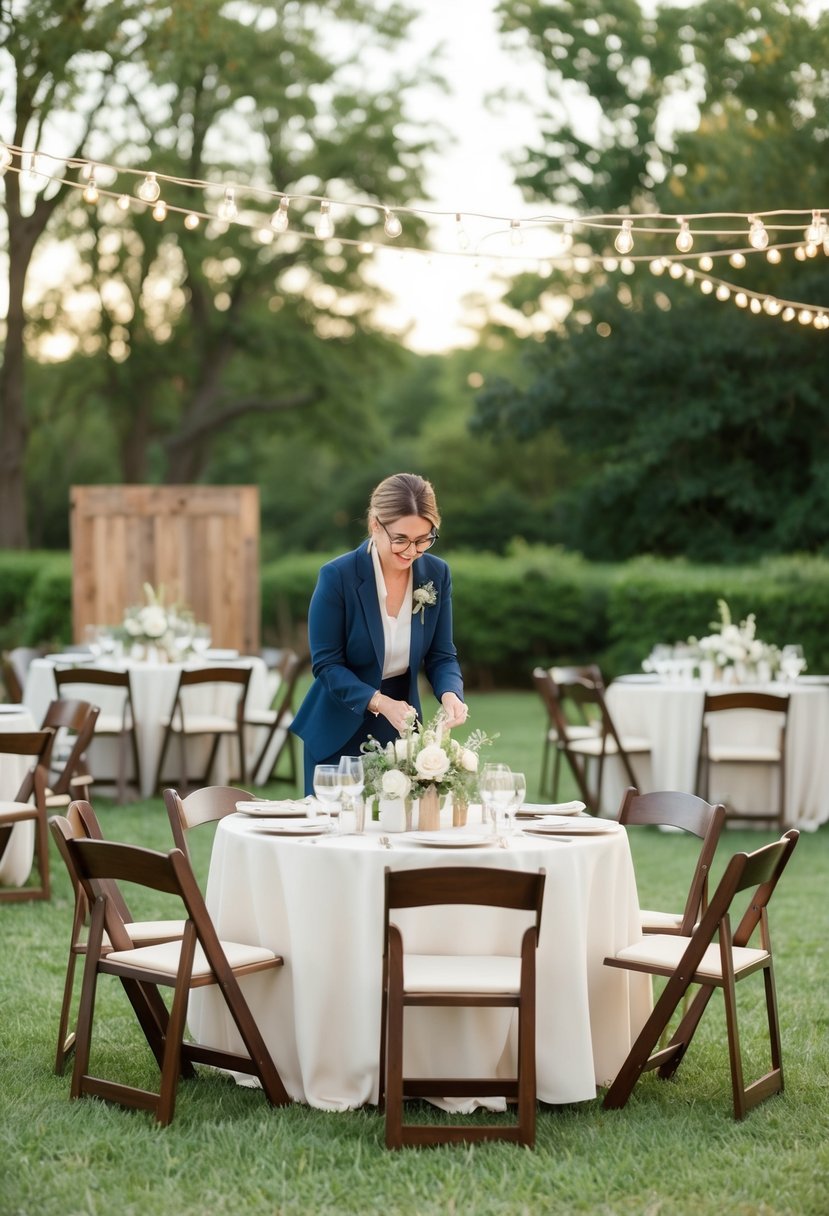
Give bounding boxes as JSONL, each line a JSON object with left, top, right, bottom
{"left": 412, "top": 580, "right": 437, "bottom": 625}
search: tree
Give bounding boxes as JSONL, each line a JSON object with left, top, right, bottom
{"left": 1, "top": 0, "right": 440, "bottom": 545}
{"left": 479, "top": 0, "right": 829, "bottom": 560}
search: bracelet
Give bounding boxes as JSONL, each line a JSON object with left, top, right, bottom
{"left": 368, "top": 691, "right": 382, "bottom": 716}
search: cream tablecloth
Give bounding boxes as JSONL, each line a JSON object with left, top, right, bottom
{"left": 24, "top": 656, "right": 273, "bottom": 799}
{"left": 188, "top": 811, "right": 650, "bottom": 1111}
{"left": 605, "top": 678, "right": 829, "bottom": 829}
{"left": 0, "top": 706, "right": 38, "bottom": 887}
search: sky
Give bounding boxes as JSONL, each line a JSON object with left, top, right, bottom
{"left": 366, "top": 0, "right": 551, "bottom": 352}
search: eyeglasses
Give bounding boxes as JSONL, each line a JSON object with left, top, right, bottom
{"left": 379, "top": 521, "right": 438, "bottom": 553}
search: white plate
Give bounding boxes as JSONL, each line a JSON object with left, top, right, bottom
{"left": 614, "top": 673, "right": 661, "bottom": 683}
{"left": 251, "top": 820, "right": 331, "bottom": 836}
{"left": 408, "top": 831, "right": 492, "bottom": 849}
{"left": 236, "top": 800, "right": 310, "bottom": 818}
{"left": 517, "top": 801, "right": 587, "bottom": 818}
{"left": 0, "top": 704, "right": 27, "bottom": 714}
{"left": 522, "top": 818, "right": 620, "bottom": 837}
{"left": 44, "top": 652, "right": 95, "bottom": 664}
{"left": 205, "top": 648, "right": 239, "bottom": 661}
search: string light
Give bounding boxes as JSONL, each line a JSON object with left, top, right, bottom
{"left": 117, "top": 194, "right": 131, "bottom": 211}
{"left": 383, "top": 208, "right": 402, "bottom": 238}
{"left": 152, "top": 200, "right": 167, "bottom": 222}
{"left": 217, "top": 187, "right": 238, "bottom": 222}
{"left": 729, "top": 252, "right": 746, "bottom": 269}
{"left": 82, "top": 173, "right": 99, "bottom": 205}
{"left": 270, "top": 196, "right": 290, "bottom": 233}
{"left": 314, "top": 199, "right": 333, "bottom": 240}
{"left": 748, "top": 216, "right": 769, "bottom": 250}
{"left": 509, "top": 218, "right": 523, "bottom": 246}
{"left": 698, "top": 255, "right": 713, "bottom": 272}
{"left": 614, "top": 219, "right": 634, "bottom": 255}
{"left": 455, "top": 213, "right": 469, "bottom": 250}
{"left": 184, "top": 212, "right": 200, "bottom": 230}
{"left": 136, "top": 172, "right": 160, "bottom": 203}
{"left": 675, "top": 218, "right": 693, "bottom": 253}
{"left": 805, "top": 211, "right": 825, "bottom": 244}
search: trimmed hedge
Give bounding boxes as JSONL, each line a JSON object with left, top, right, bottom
{"left": 5, "top": 547, "right": 829, "bottom": 685}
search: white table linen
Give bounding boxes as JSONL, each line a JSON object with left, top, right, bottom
{"left": 0, "top": 706, "right": 38, "bottom": 886}
{"left": 24, "top": 656, "right": 272, "bottom": 799}
{"left": 188, "top": 810, "right": 650, "bottom": 1111}
{"left": 606, "top": 678, "right": 829, "bottom": 829}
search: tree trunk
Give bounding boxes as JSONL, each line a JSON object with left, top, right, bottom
{"left": 0, "top": 220, "right": 31, "bottom": 547}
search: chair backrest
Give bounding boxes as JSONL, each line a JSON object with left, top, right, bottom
{"left": 50, "top": 803, "right": 135, "bottom": 941}
{"left": 0, "top": 728, "right": 54, "bottom": 803}
{"left": 384, "top": 866, "right": 546, "bottom": 948}
{"left": 54, "top": 667, "right": 135, "bottom": 724}
{"left": 39, "top": 699, "right": 100, "bottom": 795}
{"left": 702, "top": 690, "right": 790, "bottom": 718}
{"left": 617, "top": 787, "right": 727, "bottom": 933}
{"left": 550, "top": 664, "right": 606, "bottom": 691}
{"left": 171, "top": 666, "right": 252, "bottom": 723}
{"left": 532, "top": 666, "right": 566, "bottom": 732}
{"left": 549, "top": 670, "right": 618, "bottom": 745}
{"left": 163, "top": 785, "right": 252, "bottom": 858}
{"left": 691, "top": 829, "right": 798, "bottom": 953}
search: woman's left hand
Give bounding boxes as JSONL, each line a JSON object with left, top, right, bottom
{"left": 441, "top": 692, "right": 468, "bottom": 729}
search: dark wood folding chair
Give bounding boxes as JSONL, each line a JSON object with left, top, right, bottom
{"left": 532, "top": 666, "right": 603, "bottom": 799}
{"left": 1, "top": 645, "right": 45, "bottom": 703}
{"left": 244, "top": 651, "right": 306, "bottom": 785}
{"left": 603, "top": 829, "right": 799, "bottom": 1120}
{"left": 0, "top": 729, "right": 54, "bottom": 902}
{"left": 380, "top": 865, "right": 545, "bottom": 1149}
{"left": 39, "top": 698, "right": 99, "bottom": 809}
{"left": 64, "top": 833, "right": 291, "bottom": 1124}
{"left": 617, "top": 787, "right": 726, "bottom": 935}
{"left": 49, "top": 802, "right": 186, "bottom": 1075}
{"left": 163, "top": 785, "right": 252, "bottom": 863}
{"left": 53, "top": 667, "right": 140, "bottom": 804}
{"left": 547, "top": 669, "right": 651, "bottom": 815}
{"left": 154, "top": 666, "right": 252, "bottom": 794}
{"left": 695, "top": 690, "right": 790, "bottom": 828}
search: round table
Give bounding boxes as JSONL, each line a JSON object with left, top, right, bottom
{"left": 0, "top": 706, "right": 38, "bottom": 887}
{"left": 188, "top": 809, "right": 650, "bottom": 1110}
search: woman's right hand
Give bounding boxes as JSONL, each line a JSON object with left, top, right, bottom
{"left": 375, "top": 695, "right": 416, "bottom": 734}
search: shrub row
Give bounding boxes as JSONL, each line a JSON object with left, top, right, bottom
{"left": 4, "top": 546, "right": 828, "bottom": 685}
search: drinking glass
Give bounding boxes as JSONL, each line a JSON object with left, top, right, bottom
{"left": 479, "top": 763, "right": 513, "bottom": 835}
{"left": 780, "top": 645, "right": 805, "bottom": 681}
{"left": 191, "top": 623, "right": 212, "bottom": 656}
{"left": 506, "top": 771, "right": 526, "bottom": 835}
{"left": 312, "top": 764, "right": 341, "bottom": 825}
{"left": 337, "top": 755, "right": 365, "bottom": 833}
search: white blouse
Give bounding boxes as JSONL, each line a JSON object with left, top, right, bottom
{"left": 369, "top": 542, "right": 412, "bottom": 678}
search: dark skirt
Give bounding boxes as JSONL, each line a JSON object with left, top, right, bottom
{"left": 302, "top": 672, "right": 410, "bottom": 794}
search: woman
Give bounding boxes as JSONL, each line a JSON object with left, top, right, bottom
{"left": 291, "top": 472, "right": 467, "bottom": 794}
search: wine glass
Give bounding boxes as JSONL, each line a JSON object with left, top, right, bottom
{"left": 191, "top": 623, "right": 212, "bottom": 657}
{"left": 506, "top": 771, "right": 527, "bottom": 835}
{"left": 337, "top": 755, "right": 365, "bottom": 833}
{"left": 312, "top": 764, "right": 340, "bottom": 825}
{"left": 780, "top": 644, "right": 805, "bottom": 681}
{"left": 479, "top": 763, "right": 513, "bottom": 835}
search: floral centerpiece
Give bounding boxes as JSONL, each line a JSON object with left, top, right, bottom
{"left": 688, "top": 599, "right": 783, "bottom": 681}
{"left": 118, "top": 583, "right": 195, "bottom": 661}
{"left": 361, "top": 709, "right": 496, "bottom": 829}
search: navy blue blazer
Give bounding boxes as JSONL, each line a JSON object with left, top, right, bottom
{"left": 291, "top": 541, "right": 464, "bottom": 760}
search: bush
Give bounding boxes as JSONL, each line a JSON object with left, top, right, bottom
{"left": 0, "top": 550, "right": 72, "bottom": 651}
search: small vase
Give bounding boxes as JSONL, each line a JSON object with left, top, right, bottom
{"left": 417, "top": 784, "right": 441, "bottom": 831}
{"left": 452, "top": 794, "right": 469, "bottom": 828}
{"left": 378, "top": 798, "right": 407, "bottom": 833}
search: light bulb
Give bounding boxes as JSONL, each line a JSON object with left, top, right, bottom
{"left": 795, "top": 246, "right": 807, "bottom": 262}
{"left": 649, "top": 258, "right": 665, "bottom": 274}
{"left": 716, "top": 284, "right": 730, "bottom": 301}
{"left": 799, "top": 309, "right": 813, "bottom": 325}
{"left": 137, "top": 172, "right": 160, "bottom": 203}
{"left": 750, "top": 297, "right": 762, "bottom": 314}
{"left": 184, "top": 212, "right": 200, "bottom": 230}
{"left": 83, "top": 175, "right": 99, "bottom": 204}
{"left": 25, "top": 153, "right": 40, "bottom": 182}
{"left": 782, "top": 307, "right": 795, "bottom": 321}
{"left": 614, "top": 219, "right": 634, "bottom": 255}
{"left": 767, "top": 248, "right": 782, "bottom": 264}
{"left": 0, "top": 144, "right": 12, "bottom": 175}
{"left": 117, "top": 193, "right": 131, "bottom": 211}
{"left": 509, "top": 218, "right": 523, "bottom": 247}
{"left": 270, "top": 197, "right": 289, "bottom": 233}
{"left": 217, "top": 186, "right": 237, "bottom": 222}
{"left": 675, "top": 219, "right": 693, "bottom": 253}
{"left": 748, "top": 218, "right": 769, "bottom": 250}
{"left": 383, "top": 208, "right": 402, "bottom": 238}
{"left": 669, "top": 262, "right": 684, "bottom": 279}
{"left": 805, "top": 211, "right": 825, "bottom": 245}
{"left": 764, "top": 298, "right": 781, "bottom": 315}
{"left": 358, "top": 241, "right": 375, "bottom": 255}
{"left": 455, "top": 213, "right": 469, "bottom": 250}
{"left": 315, "top": 199, "right": 334, "bottom": 240}
{"left": 700, "top": 279, "right": 714, "bottom": 295}
{"left": 735, "top": 292, "right": 748, "bottom": 308}
{"left": 152, "top": 200, "right": 167, "bottom": 221}
{"left": 729, "top": 252, "right": 746, "bottom": 269}
{"left": 806, "top": 242, "right": 818, "bottom": 258}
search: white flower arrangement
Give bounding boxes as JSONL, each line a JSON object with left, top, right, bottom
{"left": 361, "top": 708, "right": 495, "bottom": 804}
{"left": 119, "top": 583, "right": 195, "bottom": 659}
{"left": 689, "top": 600, "right": 782, "bottom": 677}
{"left": 412, "top": 580, "right": 437, "bottom": 624}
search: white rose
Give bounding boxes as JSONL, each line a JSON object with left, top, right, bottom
{"left": 139, "top": 604, "right": 168, "bottom": 639}
{"left": 382, "top": 769, "right": 411, "bottom": 799}
{"left": 460, "top": 748, "right": 478, "bottom": 773}
{"left": 394, "top": 738, "right": 409, "bottom": 763}
{"left": 414, "top": 743, "right": 451, "bottom": 782}
{"left": 124, "top": 617, "right": 141, "bottom": 637}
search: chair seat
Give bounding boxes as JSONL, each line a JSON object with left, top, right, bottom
{"left": 708, "top": 745, "right": 782, "bottom": 763}
{"left": 161, "top": 714, "right": 240, "bottom": 734}
{"left": 94, "top": 713, "right": 130, "bottom": 735}
{"left": 245, "top": 706, "right": 295, "bottom": 728}
{"left": 105, "top": 937, "right": 278, "bottom": 979}
{"left": 612, "top": 933, "right": 769, "bottom": 981}
{"left": 403, "top": 953, "right": 522, "bottom": 994}
{"left": 0, "top": 799, "right": 36, "bottom": 821}
{"left": 640, "top": 908, "right": 684, "bottom": 932}
{"left": 568, "top": 734, "right": 651, "bottom": 757}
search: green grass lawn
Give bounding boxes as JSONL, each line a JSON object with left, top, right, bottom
{"left": 1, "top": 691, "right": 827, "bottom": 1216}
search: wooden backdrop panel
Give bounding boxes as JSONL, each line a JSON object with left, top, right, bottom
{"left": 70, "top": 486, "right": 260, "bottom": 652}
